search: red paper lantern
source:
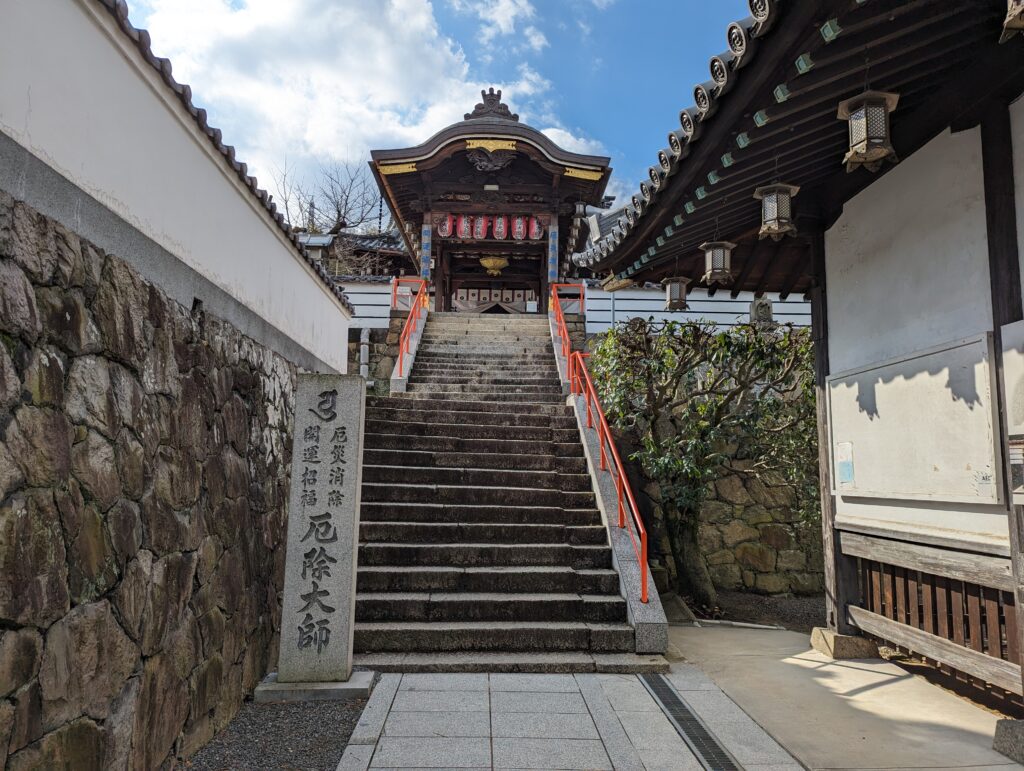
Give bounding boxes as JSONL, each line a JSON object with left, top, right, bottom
{"left": 492, "top": 215, "right": 508, "bottom": 240}
{"left": 437, "top": 214, "right": 454, "bottom": 238}
{"left": 473, "top": 216, "right": 489, "bottom": 240}
{"left": 528, "top": 217, "right": 544, "bottom": 240}
{"left": 456, "top": 215, "right": 471, "bottom": 239}
{"left": 512, "top": 216, "right": 527, "bottom": 241}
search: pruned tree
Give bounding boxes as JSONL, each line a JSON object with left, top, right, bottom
{"left": 270, "top": 158, "right": 389, "bottom": 234}
{"left": 270, "top": 157, "right": 417, "bottom": 274}
{"left": 590, "top": 318, "right": 817, "bottom": 609}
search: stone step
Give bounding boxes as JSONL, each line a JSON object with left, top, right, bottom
{"left": 426, "top": 315, "right": 550, "bottom": 325}
{"left": 361, "top": 483, "right": 595, "bottom": 508}
{"left": 367, "top": 397, "right": 569, "bottom": 418}
{"left": 355, "top": 593, "right": 627, "bottom": 623}
{"left": 405, "top": 383, "right": 563, "bottom": 396}
{"left": 357, "top": 542, "right": 611, "bottom": 569}
{"left": 366, "top": 407, "right": 572, "bottom": 429}
{"left": 356, "top": 566, "right": 620, "bottom": 594}
{"left": 421, "top": 329, "right": 552, "bottom": 338}
{"left": 363, "top": 433, "right": 583, "bottom": 457}
{"left": 353, "top": 621, "right": 634, "bottom": 653}
{"left": 359, "top": 502, "right": 601, "bottom": 526}
{"left": 353, "top": 652, "right": 669, "bottom": 674}
{"left": 405, "top": 358, "right": 557, "bottom": 366}
{"left": 423, "top": 325, "right": 552, "bottom": 333}
{"left": 414, "top": 353, "right": 554, "bottom": 364}
{"left": 416, "top": 346, "right": 552, "bottom": 356}
{"left": 365, "top": 420, "right": 578, "bottom": 442}
{"left": 361, "top": 465, "right": 593, "bottom": 492}
{"left": 359, "top": 521, "right": 607, "bottom": 545}
{"left": 401, "top": 390, "right": 567, "bottom": 405}
{"left": 407, "top": 372, "right": 561, "bottom": 384}
{"left": 409, "top": 368, "right": 559, "bottom": 380}
{"left": 362, "top": 448, "right": 587, "bottom": 473}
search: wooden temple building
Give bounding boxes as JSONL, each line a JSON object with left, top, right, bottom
{"left": 370, "top": 89, "right": 611, "bottom": 313}
{"left": 582, "top": 0, "right": 1024, "bottom": 711}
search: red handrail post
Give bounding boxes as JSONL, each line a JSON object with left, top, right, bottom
{"left": 616, "top": 474, "right": 625, "bottom": 528}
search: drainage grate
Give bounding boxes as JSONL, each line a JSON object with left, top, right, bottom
{"left": 639, "top": 673, "right": 742, "bottom": 771}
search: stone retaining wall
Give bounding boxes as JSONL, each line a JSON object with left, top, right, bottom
{"left": 697, "top": 459, "right": 824, "bottom": 595}
{"left": 0, "top": 192, "right": 296, "bottom": 768}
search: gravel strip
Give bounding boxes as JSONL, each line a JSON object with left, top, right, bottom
{"left": 715, "top": 590, "right": 825, "bottom": 634}
{"left": 185, "top": 698, "right": 367, "bottom": 771}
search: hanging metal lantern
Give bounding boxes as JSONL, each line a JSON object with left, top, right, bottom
{"left": 701, "top": 241, "right": 736, "bottom": 285}
{"left": 837, "top": 90, "right": 899, "bottom": 173}
{"left": 753, "top": 183, "right": 800, "bottom": 240}
{"left": 662, "top": 276, "right": 690, "bottom": 311}
{"left": 1002, "top": 0, "right": 1024, "bottom": 42}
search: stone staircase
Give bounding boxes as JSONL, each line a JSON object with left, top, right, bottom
{"left": 354, "top": 312, "right": 647, "bottom": 670}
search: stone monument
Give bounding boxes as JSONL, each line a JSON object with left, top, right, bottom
{"left": 255, "top": 374, "right": 373, "bottom": 701}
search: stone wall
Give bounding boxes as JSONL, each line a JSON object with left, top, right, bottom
{"left": 633, "top": 437, "right": 823, "bottom": 598}
{"left": 345, "top": 312, "right": 409, "bottom": 393}
{"left": 0, "top": 192, "right": 296, "bottom": 769}
{"left": 697, "top": 459, "right": 824, "bottom": 595}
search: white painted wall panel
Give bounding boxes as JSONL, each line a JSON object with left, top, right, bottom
{"left": 826, "top": 127, "right": 991, "bottom": 373}
{"left": 584, "top": 288, "right": 810, "bottom": 334}
{"left": 0, "top": 0, "right": 350, "bottom": 371}
{"left": 335, "top": 282, "right": 392, "bottom": 329}
{"left": 825, "top": 127, "right": 1007, "bottom": 551}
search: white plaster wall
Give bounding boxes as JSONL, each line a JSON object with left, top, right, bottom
{"left": 0, "top": 0, "right": 350, "bottom": 372}
{"left": 1012, "top": 95, "right": 1024, "bottom": 304}
{"left": 825, "top": 127, "right": 1006, "bottom": 551}
{"left": 826, "top": 127, "right": 992, "bottom": 373}
{"left": 585, "top": 288, "right": 811, "bottom": 333}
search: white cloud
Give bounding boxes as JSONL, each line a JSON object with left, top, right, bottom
{"left": 523, "top": 25, "right": 549, "bottom": 51}
{"left": 124, "top": 0, "right": 586, "bottom": 205}
{"left": 448, "top": 0, "right": 538, "bottom": 44}
{"left": 540, "top": 127, "right": 604, "bottom": 156}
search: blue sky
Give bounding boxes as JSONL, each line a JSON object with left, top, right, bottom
{"left": 127, "top": 0, "right": 749, "bottom": 212}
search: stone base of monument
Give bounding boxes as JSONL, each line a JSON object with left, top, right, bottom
{"left": 253, "top": 671, "right": 375, "bottom": 703}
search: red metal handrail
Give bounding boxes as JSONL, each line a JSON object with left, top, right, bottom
{"left": 551, "top": 286, "right": 648, "bottom": 604}
{"left": 393, "top": 278, "right": 428, "bottom": 378}
{"left": 391, "top": 276, "right": 426, "bottom": 311}
{"left": 549, "top": 283, "right": 584, "bottom": 363}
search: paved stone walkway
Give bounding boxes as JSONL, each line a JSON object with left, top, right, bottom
{"left": 337, "top": 669, "right": 799, "bottom": 770}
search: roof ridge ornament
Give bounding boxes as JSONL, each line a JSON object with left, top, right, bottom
{"left": 465, "top": 88, "right": 520, "bottom": 122}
